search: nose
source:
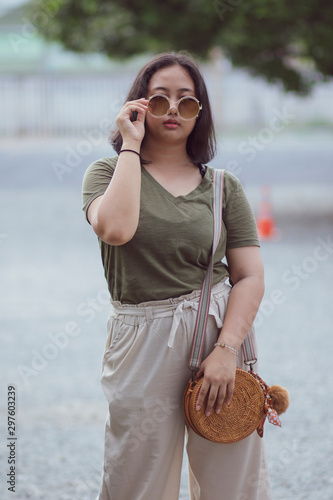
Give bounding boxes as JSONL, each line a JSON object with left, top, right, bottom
{"left": 167, "top": 104, "right": 178, "bottom": 116}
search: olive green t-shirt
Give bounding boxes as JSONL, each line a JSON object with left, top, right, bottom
{"left": 82, "top": 157, "right": 259, "bottom": 304}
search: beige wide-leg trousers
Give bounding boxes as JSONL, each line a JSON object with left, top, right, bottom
{"left": 97, "top": 280, "right": 272, "bottom": 500}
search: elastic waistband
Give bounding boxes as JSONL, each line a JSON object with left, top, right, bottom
{"left": 110, "top": 279, "right": 230, "bottom": 318}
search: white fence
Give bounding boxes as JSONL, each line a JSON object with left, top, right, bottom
{"left": 0, "top": 72, "right": 134, "bottom": 137}
{"left": 0, "top": 65, "right": 332, "bottom": 137}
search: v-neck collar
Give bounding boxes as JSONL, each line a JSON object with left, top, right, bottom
{"left": 141, "top": 165, "right": 212, "bottom": 204}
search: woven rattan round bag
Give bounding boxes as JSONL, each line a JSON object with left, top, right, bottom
{"left": 183, "top": 367, "right": 266, "bottom": 443}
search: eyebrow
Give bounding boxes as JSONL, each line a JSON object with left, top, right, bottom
{"left": 151, "top": 86, "right": 195, "bottom": 93}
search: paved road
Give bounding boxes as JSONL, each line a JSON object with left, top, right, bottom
{"left": 0, "top": 130, "right": 332, "bottom": 499}
{"left": 1, "top": 129, "right": 333, "bottom": 189}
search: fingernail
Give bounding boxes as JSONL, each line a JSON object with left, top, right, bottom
{"left": 196, "top": 405, "right": 201, "bottom": 411}
{"left": 215, "top": 409, "right": 221, "bottom": 414}
{"left": 205, "top": 411, "right": 211, "bottom": 417}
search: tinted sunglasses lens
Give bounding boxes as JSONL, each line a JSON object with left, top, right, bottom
{"left": 178, "top": 98, "right": 200, "bottom": 119}
{"left": 148, "top": 96, "right": 169, "bottom": 117}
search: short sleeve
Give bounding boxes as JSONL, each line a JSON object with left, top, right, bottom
{"left": 223, "top": 171, "right": 260, "bottom": 249}
{"left": 81, "top": 157, "right": 118, "bottom": 222}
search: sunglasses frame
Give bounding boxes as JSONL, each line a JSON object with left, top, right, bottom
{"left": 147, "top": 94, "right": 202, "bottom": 120}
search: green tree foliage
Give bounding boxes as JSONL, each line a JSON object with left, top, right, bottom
{"left": 28, "top": 0, "right": 333, "bottom": 93}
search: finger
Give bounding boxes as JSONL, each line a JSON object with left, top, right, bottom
{"left": 126, "top": 98, "right": 149, "bottom": 109}
{"left": 214, "top": 388, "right": 226, "bottom": 414}
{"left": 204, "top": 387, "right": 219, "bottom": 417}
{"left": 196, "top": 380, "right": 218, "bottom": 417}
{"left": 195, "top": 379, "right": 209, "bottom": 412}
{"left": 121, "top": 100, "right": 148, "bottom": 118}
{"left": 116, "top": 104, "right": 148, "bottom": 130}
{"left": 215, "top": 379, "right": 235, "bottom": 412}
{"left": 126, "top": 97, "right": 149, "bottom": 104}
{"left": 224, "top": 380, "right": 235, "bottom": 407}
{"left": 124, "top": 104, "right": 148, "bottom": 118}
{"left": 214, "top": 386, "right": 226, "bottom": 414}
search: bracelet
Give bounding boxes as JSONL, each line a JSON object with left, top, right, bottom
{"left": 119, "top": 149, "right": 141, "bottom": 158}
{"left": 214, "top": 342, "right": 239, "bottom": 356}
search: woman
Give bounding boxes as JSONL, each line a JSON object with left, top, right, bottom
{"left": 82, "top": 52, "right": 271, "bottom": 500}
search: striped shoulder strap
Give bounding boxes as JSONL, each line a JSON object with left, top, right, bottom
{"left": 188, "top": 169, "right": 224, "bottom": 374}
{"left": 188, "top": 169, "right": 257, "bottom": 375}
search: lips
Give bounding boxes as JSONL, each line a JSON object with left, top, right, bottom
{"left": 164, "top": 119, "right": 179, "bottom": 125}
{"left": 164, "top": 119, "right": 179, "bottom": 128}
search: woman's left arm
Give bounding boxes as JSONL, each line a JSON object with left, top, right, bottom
{"left": 195, "top": 246, "right": 264, "bottom": 416}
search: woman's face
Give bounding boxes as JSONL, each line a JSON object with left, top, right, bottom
{"left": 144, "top": 64, "right": 199, "bottom": 144}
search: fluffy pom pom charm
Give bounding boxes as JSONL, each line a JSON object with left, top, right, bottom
{"left": 268, "top": 385, "right": 290, "bottom": 415}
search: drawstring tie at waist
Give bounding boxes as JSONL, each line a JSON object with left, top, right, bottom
{"left": 110, "top": 296, "right": 224, "bottom": 349}
{"left": 168, "top": 299, "right": 223, "bottom": 348}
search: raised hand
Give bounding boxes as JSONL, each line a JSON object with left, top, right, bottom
{"left": 116, "top": 98, "right": 149, "bottom": 146}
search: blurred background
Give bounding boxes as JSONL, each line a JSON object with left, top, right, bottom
{"left": 0, "top": 1, "right": 332, "bottom": 499}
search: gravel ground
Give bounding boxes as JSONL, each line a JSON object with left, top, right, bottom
{"left": 1, "top": 131, "right": 333, "bottom": 499}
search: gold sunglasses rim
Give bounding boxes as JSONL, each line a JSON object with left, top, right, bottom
{"left": 147, "top": 94, "right": 202, "bottom": 120}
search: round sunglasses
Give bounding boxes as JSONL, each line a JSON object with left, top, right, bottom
{"left": 147, "top": 94, "right": 202, "bottom": 120}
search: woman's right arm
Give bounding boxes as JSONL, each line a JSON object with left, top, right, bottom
{"left": 87, "top": 98, "right": 148, "bottom": 246}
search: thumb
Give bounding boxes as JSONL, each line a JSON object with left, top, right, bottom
{"left": 195, "top": 365, "right": 204, "bottom": 380}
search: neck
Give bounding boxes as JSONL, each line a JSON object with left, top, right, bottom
{"left": 140, "top": 136, "right": 192, "bottom": 168}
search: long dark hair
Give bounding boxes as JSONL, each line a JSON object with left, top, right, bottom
{"left": 111, "top": 52, "right": 217, "bottom": 165}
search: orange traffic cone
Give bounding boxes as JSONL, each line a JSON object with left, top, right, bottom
{"left": 256, "top": 186, "right": 279, "bottom": 241}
